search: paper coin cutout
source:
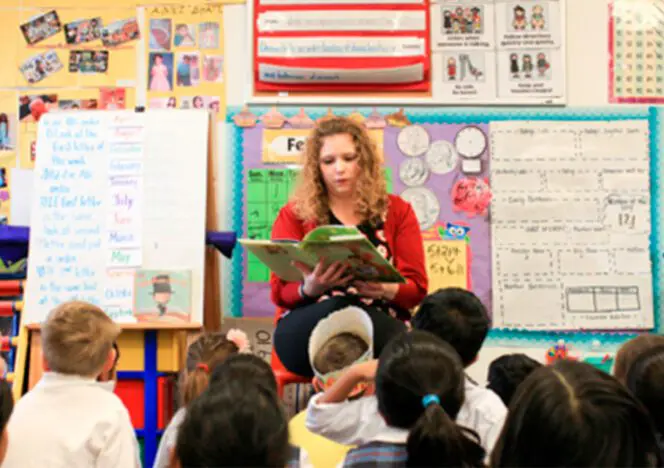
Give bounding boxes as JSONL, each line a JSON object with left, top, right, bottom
{"left": 401, "top": 187, "right": 440, "bottom": 231}
{"left": 397, "top": 125, "right": 431, "bottom": 157}
{"left": 399, "top": 157, "right": 430, "bottom": 187}
{"left": 426, "top": 140, "right": 458, "bottom": 174}
{"left": 455, "top": 126, "right": 487, "bottom": 159}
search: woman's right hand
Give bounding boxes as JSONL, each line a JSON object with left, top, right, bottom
{"left": 292, "top": 259, "right": 352, "bottom": 298}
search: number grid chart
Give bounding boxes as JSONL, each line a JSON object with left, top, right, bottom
{"left": 610, "top": 0, "right": 664, "bottom": 103}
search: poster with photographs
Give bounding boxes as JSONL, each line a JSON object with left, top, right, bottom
{"left": 64, "top": 17, "right": 102, "bottom": 44}
{"left": 20, "top": 10, "right": 61, "bottom": 45}
{"left": 69, "top": 50, "right": 109, "bottom": 74}
{"left": 432, "top": 0, "right": 565, "bottom": 103}
{"left": 19, "top": 51, "right": 63, "bottom": 84}
{"left": 145, "top": 4, "right": 226, "bottom": 120}
{"left": 101, "top": 17, "right": 140, "bottom": 47}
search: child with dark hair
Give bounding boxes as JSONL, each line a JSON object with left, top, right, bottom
{"left": 210, "top": 354, "right": 311, "bottom": 467}
{"left": 210, "top": 353, "right": 277, "bottom": 391}
{"left": 487, "top": 353, "right": 542, "bottom": 406}
{"left": 626, "top": 345, "right": 664, "bottom": 458}
{"left": 492, "top": 360, "right": 662, "bottom": 467}
{"left": 342, "top": 330, "right": 484, "bottom": 467}
{"left": 614, "top": 334, "right": 664, "bottom": 383}
{"left": 0, "top": 379, "right": 13, "bottom": 464}
{"left": 152, "top": 330, "right": 249, "bottom": 468}
{"left": 307, "top": 288, "right": 505, "bottom": 455}
{"left": 172, "top": 381, "right": 290, "bottom": 467}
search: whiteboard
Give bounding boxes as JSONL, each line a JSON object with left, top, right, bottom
{"left": 24, "top": 110, "right": 209, "bottom": 326}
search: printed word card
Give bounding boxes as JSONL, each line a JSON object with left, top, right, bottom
{"left": 490, "top": 120, "right": 653, "bottom": 331}
{"left": 253, "top": 0, "right": 430, "bottom": 93}
{"left": 24, "top": 110, "right": 209, "bottom": 326}
{"left": 431, "top": 0, "right": 566, "bottom": 104}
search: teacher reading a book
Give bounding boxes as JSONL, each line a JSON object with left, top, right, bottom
{"left": 271, "top": 117, "right": 428, "bottom": 377}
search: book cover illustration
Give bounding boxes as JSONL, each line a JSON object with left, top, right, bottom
{"left": 134, "top": 270, "right": 192, "bottom": 323}
{"left": 240, "top": 225, "right": 406, "bottom": 283}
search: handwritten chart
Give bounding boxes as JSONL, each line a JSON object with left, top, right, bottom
{"left": 424, "top": 240, "right": 469, "bottom": 291}
{"left": 24, "top": 109, "right": 209, "bottom": 325}
{"left": 490, "top": 120, "right": 654, "bottom": 331}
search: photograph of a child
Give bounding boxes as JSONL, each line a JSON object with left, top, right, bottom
{"left": 19, "top": 50, "right": 63, "bottom": 84}
{"left": 64, "top": 17, "right": 102, "bottom": 44}
{"left": 58, "top": 99, "right": 98, "bottom": 111}
{"left": 199, "top": 22, "right": 219, "bottom": 49}
{"left": 206, "top": 97, "right": 220, "bottom": 114}
{"left": 101, "top": 17, "right": 140, "bottom": 47}
{"left": 174, "top": 23, "right": 196, "bottom": 47}
{"left": 20, "top": 10, "right": 61, "bottom": 45}
{"left": 19, "top": 94, "right": 58, "bottom": 122}
{"left": 134, "top": 270, "right": 191, "bottom": 323}
{"left": 0, "top": 114, "right": 16, "bottom": 151}
{"left": 443, "top": 6, "right": 483, "bottom": 34}
{"left": 149, "top": 18, "right": 172, "bottom": 51}
{"left": 148, "top": 52, "right": 173, "bottom": 91}
{"left": 176, "top": 52, "right": 200, "bottom": 87}
{"left": 203, "top": 55, "right": 223, "bottom": 83}
{"left": 99, "top": 88, "right": 126, "bottom": 109}
{"left": 180, "top": 95, "right": 205, "bottom": 109}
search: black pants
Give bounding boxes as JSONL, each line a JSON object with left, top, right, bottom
{"left": 273, "top": 296, "right": 407, "bottom": 378}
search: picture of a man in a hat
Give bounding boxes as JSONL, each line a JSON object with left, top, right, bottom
{"left": 151, "top": 274, "right": 173, "bottom": 316}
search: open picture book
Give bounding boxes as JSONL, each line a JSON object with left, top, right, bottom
{"left": 240, "top": 225, "right": 406, "bottom": 283}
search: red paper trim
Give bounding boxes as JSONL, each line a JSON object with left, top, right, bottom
{"left": 253, "top": 0, "right": 431, "bottom": 94}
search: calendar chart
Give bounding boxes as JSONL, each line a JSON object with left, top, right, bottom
{"left": 610, "top": 0, "right": 664, "bottom": 103}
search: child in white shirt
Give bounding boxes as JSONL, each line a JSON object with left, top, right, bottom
{"left": 3, "top": 301, "right": 140, "bottom": 468}
{"left": 307, "top": 288, "right": 507, "bottom": 454}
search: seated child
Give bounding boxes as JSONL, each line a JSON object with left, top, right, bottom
{"left": 0, "top": 379, "right": 14, "bottom": 464}
{"left": 614, "top": 334, "right": 664, "bottom": 383}
{"left": 342, "top": 330, "right": 485, "bottom": 467}
{"left": 487, "top": 353, "right": 542, "bottom": 406}
{"left": 171, "top": 380, "right": 290, "bottom": 467}
{"left": 4, "top": 301, "right": 140, "bottom": 467}
{"left": 210, "top": 354, "right": 311, "bottom": 468}
{"left": 491, "top": 360, "right": 662, "bottom": 467}
{"left": 625, "top": 345, "right": 664, "bottom": 458}
{"left": 153, "top": 329, "right": 249, "bottom": 468}
{"left": 307, "top": 288, "right": 506, "bottom": 454}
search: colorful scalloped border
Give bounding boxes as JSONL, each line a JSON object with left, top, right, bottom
{"left": 226, "top": 106, "right": 661, "bottom": 349}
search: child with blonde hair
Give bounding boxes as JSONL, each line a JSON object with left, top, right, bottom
{"left": 4, "top": 301, "right": 140, "bottom": 467}
{"left": 152, "top": 329, "right": 250, "bottom": 468}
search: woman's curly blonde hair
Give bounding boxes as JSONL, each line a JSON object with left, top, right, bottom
{"left": 291, "top": 117, "right": 388, "bottom": 226}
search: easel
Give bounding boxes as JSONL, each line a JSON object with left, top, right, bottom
{"left": 13, "top": 112, "right": 234, "bottom": 466}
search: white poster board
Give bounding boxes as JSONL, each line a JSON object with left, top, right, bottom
{"left": 490, "top": 120, "right": 653, "bottom": 331}
{"left": 24, "top": 110, "right": 209, "bottom": 325}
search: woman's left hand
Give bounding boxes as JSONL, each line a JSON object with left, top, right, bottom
{"left": 354, "top": 281, "right": 399, "bottom": 301}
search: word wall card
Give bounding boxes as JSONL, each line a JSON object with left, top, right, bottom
{"left": 490, "top": 120, "right": 653, "bottom": 331}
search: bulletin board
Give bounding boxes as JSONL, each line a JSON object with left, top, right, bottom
{"left": 247, "top": 0, "right": 567, "bottom": 105}
{"left": 223, "top": 105, "right": 663, "bottom": 350}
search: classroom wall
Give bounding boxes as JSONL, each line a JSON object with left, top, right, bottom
{"left": 218, "top": 0, "right": 624, "bottom": 381}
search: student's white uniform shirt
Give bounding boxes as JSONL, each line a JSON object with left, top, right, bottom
{"left": 153, "top": 407, "right": 186, "bottom": 468}
{"left": 306, "top": 377, "right": 507, "bottom": 455}
{"left": 3, "top": 372, "right": 141, "bottom": 468}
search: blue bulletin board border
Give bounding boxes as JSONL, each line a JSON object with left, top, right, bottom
{"left": 225, "top": 106, "right": 662, "bottom": 351}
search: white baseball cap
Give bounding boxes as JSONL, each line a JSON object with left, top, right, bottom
{"left": 308, "top": 306, "right": 374, "bottom": 389}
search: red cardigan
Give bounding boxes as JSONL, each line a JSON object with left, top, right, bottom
{"left": 270, "top": 194, "right": 428, "bottom": 312}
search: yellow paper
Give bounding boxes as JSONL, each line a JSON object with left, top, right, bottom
{"left": 18, "top": 88, "right": 136, "bottom": 169}
{"left": 424, "top": 240, "right": 469, "bottom": 291}
{"left": 0, "top": 9, "right": 20, "bottom": 87}
{"left": 262, "top": 128, "right": 383, "bottom": 164}
{"left": 15, "top": 7, "right": 138, "bottom": 89}
{"left": 21, "top": 0, "right": 243, "bottom": 7}
{"left": 145, "top": 4, "right": 226, "bottom": 122}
